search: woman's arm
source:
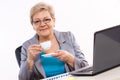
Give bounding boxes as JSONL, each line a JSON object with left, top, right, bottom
{"left": 69, "top": 32, "right": 89, "bottom": 69}
{"left": 19, "top": 46, "right": 34, "bottom": 80}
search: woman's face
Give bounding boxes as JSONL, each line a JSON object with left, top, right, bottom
{"left": 32, "top": 10, "right": 55, "bottom": 37}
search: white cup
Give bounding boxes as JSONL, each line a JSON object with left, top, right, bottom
{"left": 40, "top": 41, "right": 51, "bottom": 50}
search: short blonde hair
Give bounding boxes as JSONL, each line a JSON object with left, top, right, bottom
{"left": 30, "top": 2, "right": 55, "bottom": 24}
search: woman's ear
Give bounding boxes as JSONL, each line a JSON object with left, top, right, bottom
{"left": 32, "top": 25, "right": 36, "bottom": 30}
{"left": 53, "top": 18, "right": 55, "bottom": 23}
{"left": 53, "top": 18, "right": 55, "bottom": 27}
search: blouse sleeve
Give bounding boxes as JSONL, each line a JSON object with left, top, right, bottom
{"left": 68, "top": 31, "right": 89, "bottom": 70}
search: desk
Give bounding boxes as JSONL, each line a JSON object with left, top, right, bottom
{"left": 73, "top": 66, "right": 120, "bottom": 80}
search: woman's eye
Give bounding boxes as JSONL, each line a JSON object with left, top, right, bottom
{"left": 44, "top": 19, "right": 51, "bottom": 22}
{"left": 33, "top": 21, "right": 40, "bottom": 24}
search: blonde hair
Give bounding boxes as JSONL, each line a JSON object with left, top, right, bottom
{"left": 30, "top": 2, "right": 55, "bottom": 24}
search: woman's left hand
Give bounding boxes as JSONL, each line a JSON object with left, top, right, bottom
{"left": 52, "top": 50, "right": 75, "bottom": 67}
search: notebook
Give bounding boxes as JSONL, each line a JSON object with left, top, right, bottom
{"left": 70, "top": 25, "right": 120, "bottom": 76}
{"left": 41, "top": 72, "right": 73, "bottom": 80}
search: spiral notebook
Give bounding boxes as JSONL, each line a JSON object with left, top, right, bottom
{"left": 41, "top": 72, "right": 73, "bottom": 80}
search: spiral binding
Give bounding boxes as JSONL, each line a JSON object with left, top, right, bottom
{"left": 42, "top": 73, "right": 72, "bottom": 80}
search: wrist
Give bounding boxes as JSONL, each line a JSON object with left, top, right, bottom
{"left": 67, "top": 55, "right": 75, "bottom": 67}
{"left": 27, "top": 58, "right": 34, "bottom": 70}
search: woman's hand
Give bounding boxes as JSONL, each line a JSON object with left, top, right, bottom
{"left": 27, "top": 44, "right": 42, "bottom": 70}
{"left": 52, "top": 50, "right": 75, "bottom": 68}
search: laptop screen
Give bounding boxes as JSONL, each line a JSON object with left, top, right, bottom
{"left": 93, "top": 25, "right": 120, "bottom": 74}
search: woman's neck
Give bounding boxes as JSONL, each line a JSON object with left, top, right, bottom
{"left": 39, "top": 33, "right": 55, "bottom": 43}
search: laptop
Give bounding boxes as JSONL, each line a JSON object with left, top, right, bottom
{"left": 70, "top": 25, "right": 120, "bottom": 76}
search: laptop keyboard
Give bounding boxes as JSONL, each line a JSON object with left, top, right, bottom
{"left": 77, "top": 66, "right": 93, "bottom": 72}
{"left": 70, "top": 66, "right": 93, "bottom": 75}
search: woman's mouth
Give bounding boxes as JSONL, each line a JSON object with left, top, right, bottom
{"left": 40, "top": 28, "right": 48, "bottom": 31}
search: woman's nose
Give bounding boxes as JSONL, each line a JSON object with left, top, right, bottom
{"left": 40, "top": 21, "right": 46, "bottom": 26}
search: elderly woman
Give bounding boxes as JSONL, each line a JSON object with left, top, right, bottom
{"left": 19, "top": 2, "right": 88, "bottom": 80}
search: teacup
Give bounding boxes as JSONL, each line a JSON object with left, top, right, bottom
{"left": 40, "top": 41, "right": 51, "bottom": 50}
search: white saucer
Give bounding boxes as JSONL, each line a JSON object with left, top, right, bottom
{"left": 42, "top": 53, "right": 55, "bottom": 57}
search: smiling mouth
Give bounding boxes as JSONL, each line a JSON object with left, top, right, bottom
{"left": 40, "top": 28, "right": 48, "bottom": 31}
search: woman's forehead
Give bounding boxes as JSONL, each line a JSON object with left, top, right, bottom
{"left": 33, "top": 10, "right": 51, "bottom": 19}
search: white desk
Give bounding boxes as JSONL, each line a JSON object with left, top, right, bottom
{"left": 74, "top": 66, "right": 120, "bottom": 80}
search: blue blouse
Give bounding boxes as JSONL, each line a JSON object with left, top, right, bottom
{"left": 40, "top": 52, "right": 66, "bottom": 77}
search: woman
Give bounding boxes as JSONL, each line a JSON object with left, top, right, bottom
{"left": 19, "top": 2, "right": 88, "bottom": 80}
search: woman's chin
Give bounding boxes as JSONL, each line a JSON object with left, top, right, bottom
{"left": 40, "top": 32, "right": 50, "bottom": 37}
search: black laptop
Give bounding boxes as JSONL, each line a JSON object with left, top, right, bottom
{"left": 70, "top": 25, "right": 120, "bottom": 76}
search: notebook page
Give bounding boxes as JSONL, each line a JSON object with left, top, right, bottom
{"left": 41, "top": 72, "right": 73, "bottom": 80}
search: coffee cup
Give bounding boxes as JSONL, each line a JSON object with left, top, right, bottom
{"left": 40, "top": 41, "right": 51, "bottom": 50}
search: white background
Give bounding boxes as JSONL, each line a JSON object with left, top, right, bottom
{"left": 0, "top": 0, "right": 120, "bottom": 80}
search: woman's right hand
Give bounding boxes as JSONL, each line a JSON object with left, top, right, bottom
{"left": 27, "top": 44, "right": 42, "bottom": 70}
